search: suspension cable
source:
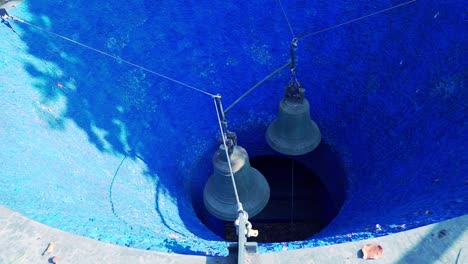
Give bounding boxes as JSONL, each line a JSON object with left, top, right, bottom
{"left": 9, "top": 15, "right": 216, "bottom": 98}
{"left": 277, "top": 0, "right": 296, "bottom": 39}
{"left": 298, "top": 0, "right": 417, "bottom": 40}
{"left": 7, "top": 0, "right": 417, "bottom": 99}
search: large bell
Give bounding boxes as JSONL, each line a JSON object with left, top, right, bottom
{"left": 203, "top": 144, "right": 270, "bottom": 221}
{"left": 266, "top": 82, "right": 321, "bottom": 156}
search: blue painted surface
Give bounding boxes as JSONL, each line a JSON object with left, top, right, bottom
{"left": 0, "top": 0, "right": 466, "bottom": 256}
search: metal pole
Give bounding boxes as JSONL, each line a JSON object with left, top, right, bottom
{"left": 237, "top": 211, "right": 247, "bottom": 264}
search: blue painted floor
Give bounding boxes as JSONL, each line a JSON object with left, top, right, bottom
{"left": 0, "top": 0, "right": 466, "bottom": 256}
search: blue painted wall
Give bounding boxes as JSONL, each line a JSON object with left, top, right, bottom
{"left": 0, "top": 0, "right": 466, "bottom": 255}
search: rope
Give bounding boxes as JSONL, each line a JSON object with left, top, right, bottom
{"left": 9, "top": 16, "right": 216, "bottom": 98}
{"left": 213, "top": 96, "right": 242, "bottom": 208}
{"left": 298, "top": 0, "right": 417, "bottom": 40}
{"left": 224, "top": 62, "right": 290, "bottom": 114}
{"left": 277, "top": 0, "right": 296, "bottom": 38}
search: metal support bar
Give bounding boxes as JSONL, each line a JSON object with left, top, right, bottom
{"left": 223, "top": 62, "right": 291, "bottom": 115}
{"left": 237, "top": 211, "right": 247, "bottom": 264}
{"left": 233, "top": 209, "right": 259, "bottom": 264}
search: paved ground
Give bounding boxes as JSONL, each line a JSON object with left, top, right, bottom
{"left": 0, "top": 206, "right": 466, "bottom": 263}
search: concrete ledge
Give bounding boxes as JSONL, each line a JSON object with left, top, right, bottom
{"left": 261, "top": 214, "right": 467, "bottom": 264}
{"left": 0, "top": 206, "right": 222, "bottom": 264}
{"left": 0, "top": 206, "right": 466, "bottom": 263}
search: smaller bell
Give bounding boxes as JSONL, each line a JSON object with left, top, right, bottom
{"left": 266, "top": 80, "right": 321, "bottom": 156}
{"left": 203, "top": 144, "right": 270, "bottom": 221}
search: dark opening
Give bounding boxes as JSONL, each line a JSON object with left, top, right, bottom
{"left": 224, "top": 155, "right": 338, "bottom": 242}
{"left": 192, "top": 142, "right": 347, "bottom": 243}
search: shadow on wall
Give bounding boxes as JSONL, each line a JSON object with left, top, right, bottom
{"left": 395, "top": 216, "right": 466, "bottom": 264}
{"left": 353, "top": 216, "right": 466, "bottom": 263}
{"left": 7, "top": 0, "right": 290, "bottom": 248}
{"left": 4, "top": 0, "right": 467, "bottom": 255}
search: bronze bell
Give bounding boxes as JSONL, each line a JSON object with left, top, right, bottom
{"left": 203, "top": 144, "right": 270, "bottom": 221}
{"left": 266, "top": 80, "right": 321, "bottom": 156}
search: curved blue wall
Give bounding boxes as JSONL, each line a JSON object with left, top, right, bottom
{"left": 0, "top": 0, "right": 466, "bottom": 256}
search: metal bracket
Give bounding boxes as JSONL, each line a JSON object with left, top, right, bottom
{"left": 285, "top": 38, "right": 306, "bottom": 103}
{"left": 284, "top": 78, "right": 305, "bottom": 103}
{"left": 214, "top": 94, "right": 237, "bottom": 154}
{"left": 232, "top": 209, "right": 260, "bottom": 264}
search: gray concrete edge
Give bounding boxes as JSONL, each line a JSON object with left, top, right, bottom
{"left": 0, "top": 205, "right": 466, "bottom": 263}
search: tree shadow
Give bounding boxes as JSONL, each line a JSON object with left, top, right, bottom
{"left": 7, "top": 0, "right": 466, "bottom": 257}
{"left": 7, "top": 0, "right": 289, "bottom": 254}
{"left": 395, "top": 217, "right": 466, "bottom": 264}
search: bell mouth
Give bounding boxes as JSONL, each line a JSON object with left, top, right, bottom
{"left": 194, "top": 142, "right": 347, "bottom": 243}
{"left": 266, "top": 118, "right": 321, "bottom": 156}
{"left": 203, "top": 145, "right": 271, "bottom": 222}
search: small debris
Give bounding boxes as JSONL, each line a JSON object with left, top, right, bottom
{"left": 425, "top": 210, "right": 431, "bottom": 216}
{"left": 399, "top": 224, "right": 406, "bottom": 230}
{"left": 433, "top": 178, "right": 440, "bottom": 183}
{"left": 168, "top": 233, "right": 179, "bottom": 239}
{"left": 42, "top": 242, "right": 56, "bottom": 256}
{"left": 39, "top": 104, "right": 53, "bottom": 113}
{"left": 393, "top": 224, "right": 406, "bottom": 230}
{"left": 361, "top": 244, "right": 384, "bottom": 260}
{"left": 50, "top": 256, "right": 58, "bottom": 264}
{"left": 438, "top": 229, "right": 447, "bottom": 238}
{"left": 374, "top": 224, "right": 382, "bottom": 232}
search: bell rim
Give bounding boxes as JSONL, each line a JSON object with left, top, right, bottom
{"left": 266, "top": 120, "right": 322, "bottom": 156}
{"left": 203, "top": 168, "right": 270, "bottom": 221}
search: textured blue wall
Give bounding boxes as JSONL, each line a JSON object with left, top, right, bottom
{"left": 0, "top": 0, "right": 466, "bottom": 256}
